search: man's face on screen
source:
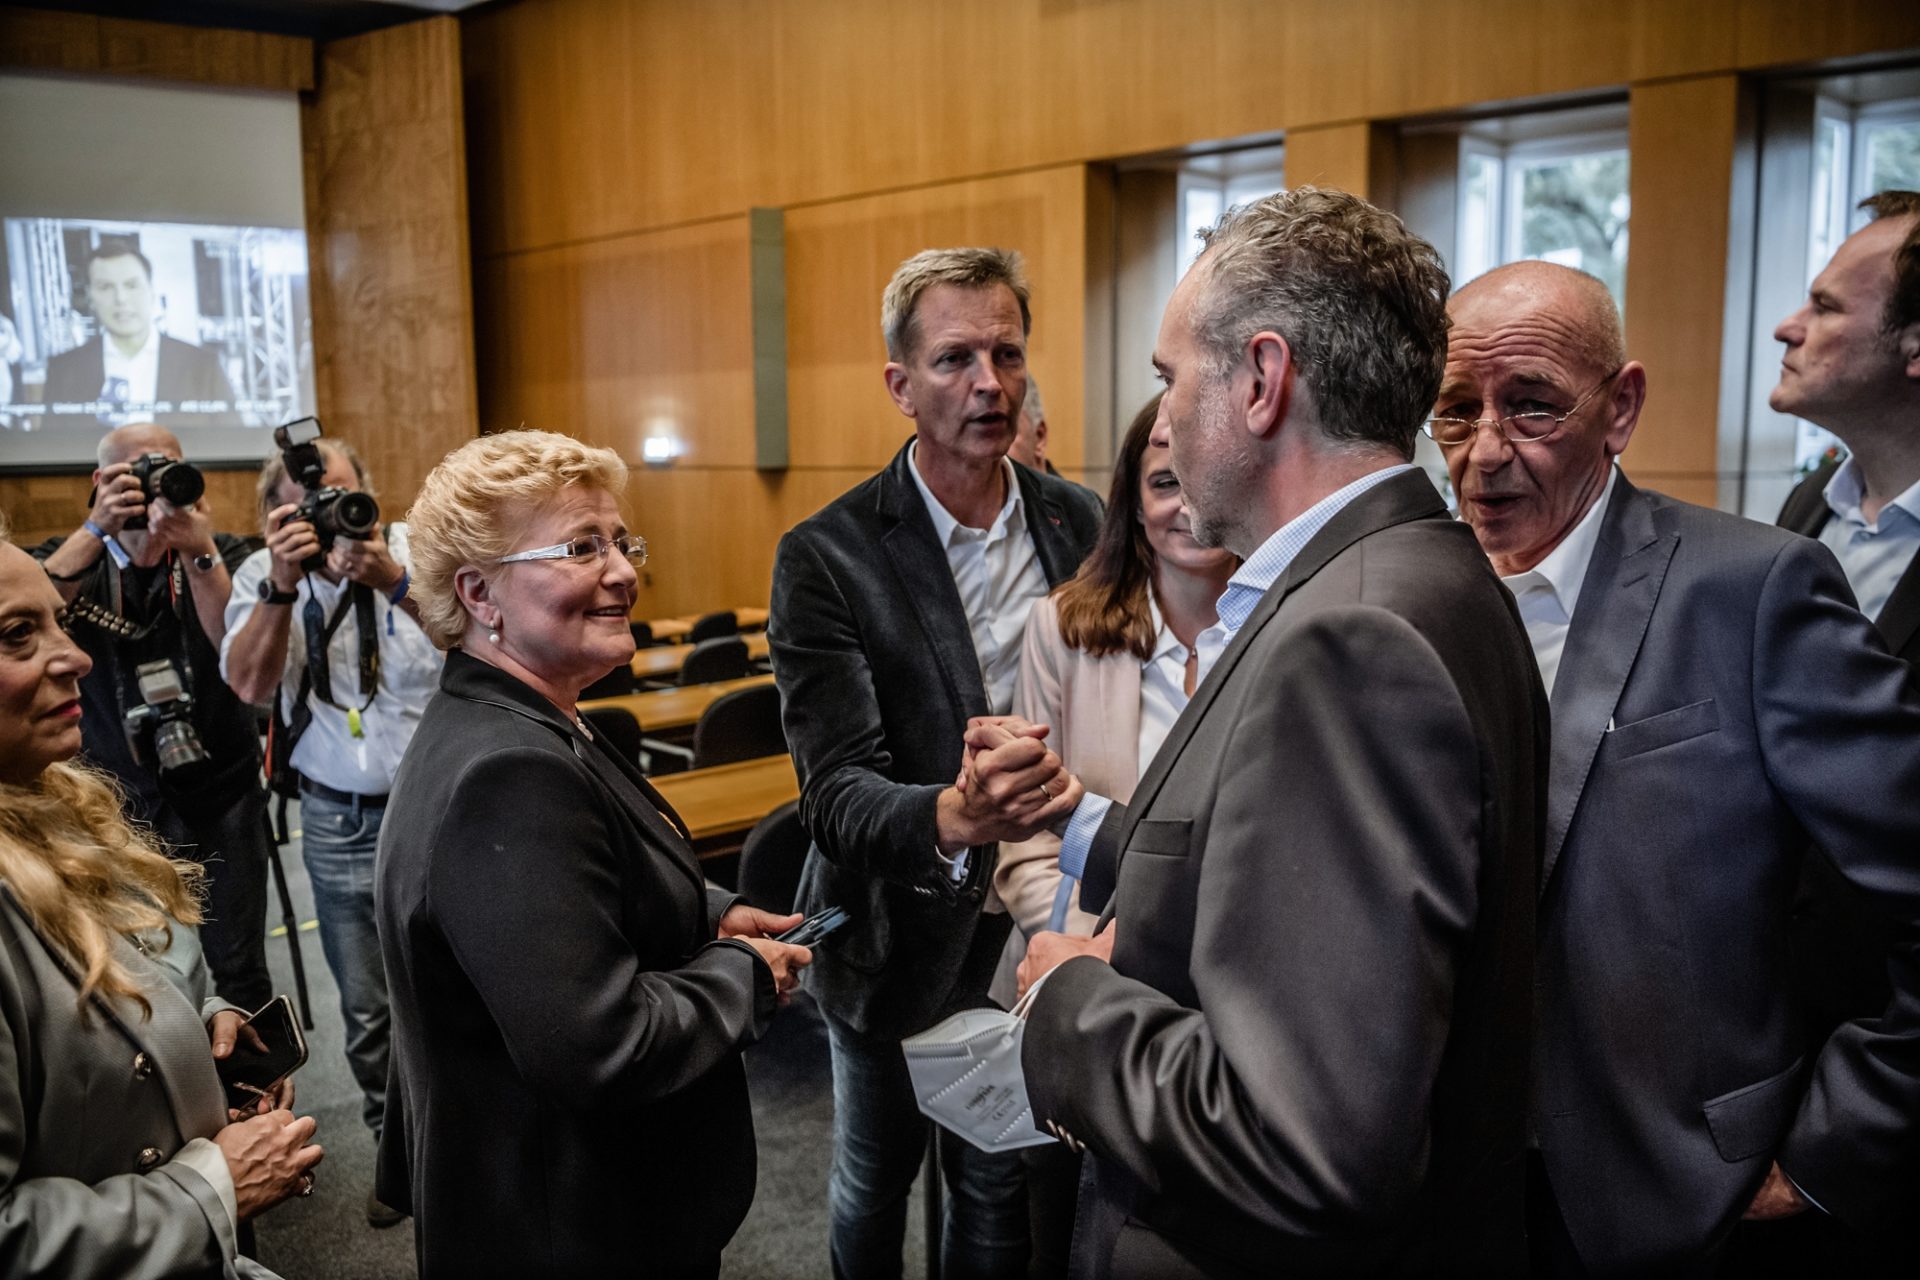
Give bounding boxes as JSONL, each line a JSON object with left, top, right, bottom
{"left": 87, "top": 254, "right": 155, "bottom": 347}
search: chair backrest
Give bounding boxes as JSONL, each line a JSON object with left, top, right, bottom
{"left": 738, "top": 800, "right": 808, "bottom": 915}
{"left": 688, "top": 610, "right": 739, "bottom": 644}
{"left": 580, "top": 707, "right": 644, "bottom": 767}
{"left": 690, "top": 682, "right": 787, "bottom": 770}
{"left": 579, "top": 664, "right": 634, "bottom": 701}
{"left": 630, "top": 621, "right": 655, "bottom": 650}
{"left": 677, "top": 635, "right": 751, "bottom": 686}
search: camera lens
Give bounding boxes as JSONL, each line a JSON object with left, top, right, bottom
{"left": 152, "top": 717, "right": 212, "bottom": 779}
{"left": 152, "top": 459, "right": 205, "bottom": 508}
{"left": 331, "top": 491, "right": 380, "bottom": 540}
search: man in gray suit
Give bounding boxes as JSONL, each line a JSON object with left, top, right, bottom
{"left": 1440, "top": 260, "right": 1920, "bottom": 1275}
{"left": 1013, "top": 188, "right": 1546, "bottom": 1278}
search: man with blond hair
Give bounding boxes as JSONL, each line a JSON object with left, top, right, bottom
{"left": 771, "top": 247, "right": 1102, "bottom": 1278}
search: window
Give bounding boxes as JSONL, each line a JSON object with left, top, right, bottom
{"left": 1177, "top": 162, "right": 1286, "bottom": 276}
{"left": 1456, "top": 130, "right": 1630, "bottom": 307}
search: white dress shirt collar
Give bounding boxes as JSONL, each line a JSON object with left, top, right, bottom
{"left": 1500, "top": 464, "right": 1619, "bottom": 625}
{"left": 1823, "top": 455, "right": 1920, "bottom": 531}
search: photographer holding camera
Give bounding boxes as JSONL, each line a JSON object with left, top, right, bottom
{"left": 221, "top": 421, "right": 440, "bottom": 1229}
{"left": 29, "top": 422, "right": 275, "bottom": 1012}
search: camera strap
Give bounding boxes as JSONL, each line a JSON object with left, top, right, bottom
{"left": 300, "top": 579, "right": 380, "bottom": 726}
{"left": 97, "top": 553, "right": 194, "bottom": 769}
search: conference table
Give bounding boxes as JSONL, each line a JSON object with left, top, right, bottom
{"left": 642, "top": 606, "right": 770, "bottom": 643}
{"left": 630, "top": 631, "right": 772, "bottom": 680}
{"left": 579, "top": 673, "right": 776, "bottom": 732}
{"left": 649, "top": 753, "right": 798, "bottom": 858}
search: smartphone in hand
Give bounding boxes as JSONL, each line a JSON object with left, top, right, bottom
{"left": 216, "top": 994, "right": 309, "bottom": 1112}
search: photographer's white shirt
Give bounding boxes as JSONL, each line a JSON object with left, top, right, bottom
{"left": 221, "top": 522, "right": 442, "bottom": 796}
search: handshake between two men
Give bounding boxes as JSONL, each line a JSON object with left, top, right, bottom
{"left": 943, "top": 714, "right": 1115, "bottom": 1001}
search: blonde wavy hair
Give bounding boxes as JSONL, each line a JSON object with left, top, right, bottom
{"left": 406, "top": 430, "right": 631, "bottom": 649}
{"left": 0, "top": 762, "right": 205, "bottom": 1018}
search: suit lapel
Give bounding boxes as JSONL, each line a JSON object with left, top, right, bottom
{"left": 1540, "top": 478, "right": 1676, "bottom": 889}
{"left": 1875, "top": 553, "right": 1920, "bottom": 659}
{"left": 1112, "top": 470, "right": 1449, "bottom": 870}
{"left": 1776, "top": 457, "right": 1838, "bottom": 537}
{"left": 1012, "top": 464, "right": 1085, "bottom": 588}
{"left": 876, "top": 443, "right": 991, "bottom": 720}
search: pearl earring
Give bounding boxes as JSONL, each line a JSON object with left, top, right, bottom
{"left": 488, "top": 626, "right": 500, "bottom": 644}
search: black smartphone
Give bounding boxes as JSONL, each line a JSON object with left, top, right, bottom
{"left": 777, "top": 905, "right": 849, "bottom": 948}
{"left": 216, "top": 995, "right": 309, "bottom": 1112}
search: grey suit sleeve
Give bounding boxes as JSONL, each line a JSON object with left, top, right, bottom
{"left": 1758, "top": 539, "right": 1920, "bottom": 1221}
{"left": 770, "top": 529, "right": 956, "bottom": 893}
{"left": 427, "top": 747, "right": 775, "bottom": 1110}
{"left": 0, "top": 986, "right": 237, "bottom": 1278}
{"left": 1025, "top": 608, "right": 1489, "bottom": 1233}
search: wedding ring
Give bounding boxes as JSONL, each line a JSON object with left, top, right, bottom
{"left": 297, "top": 1173, "right": 316, "bottom": 1198}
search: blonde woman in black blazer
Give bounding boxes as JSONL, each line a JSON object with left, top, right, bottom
{"left": 378, "top": 431, "right": 811, "bottom": 1279}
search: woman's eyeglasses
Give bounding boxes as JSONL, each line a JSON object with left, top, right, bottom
{"left": 496, "top": 533, "right": 649, "bottom": 567}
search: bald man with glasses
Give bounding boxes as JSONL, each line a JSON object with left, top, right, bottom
{"left": 1435, "top": 260, "right": 1920, "bottom": 1276}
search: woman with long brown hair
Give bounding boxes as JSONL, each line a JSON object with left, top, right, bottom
{"left": 0, "top": 531, "right": 320, "bottom": 1279}
{"left": 991, "top": 393, "right": 1238, "bottom": 1273}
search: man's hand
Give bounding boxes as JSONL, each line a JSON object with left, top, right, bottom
{"left": 718, "top": 904, "right": 803, "bottom": 941}
{"left": 1743, "top": 1162, "right": 1811, "bottom": 1220}
{"left": 740, "top": 937, "right": 813, "bottom": 1005}
{"left": 264, "top": 502, "right": 320, "bottom": 591}
{"left": 146, "top": 496, "right": 218, "bottom": 559}
{"left": 956, "top": 715, "right": 1052, "bottom": 794}
{"left": 935, "top": 723, "right": 1081, "bottom": 853}
{"left": 1016, "top": 921, "right": 1115, "bottom": 999}
{"left": 88, "top": 461, "right": 145, "bottom": 538}
{"left": 327, "top": 525, "right": 405, "bottom": 595}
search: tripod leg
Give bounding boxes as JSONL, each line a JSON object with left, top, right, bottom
{"left": 264, "top": 803, "right": 314, "bottom": 1031}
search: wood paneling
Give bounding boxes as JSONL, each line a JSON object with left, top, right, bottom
{"left": 462, "top": 0, "right": 1919, "bottom": 260}
{"left": 1622, "top": 75, "right": 1744, "bottom": 485}
{"left": 0, "top": 6, "right": 312, "bottom": 90}
{"left": 1282, "top": 122, "right": 1398, "bottom": 202}
{"left": 302, "top": 15, "right": 478, "bottom": 518}
{"left": 474, "top": 216, "right": 758, "bottom": 467}
{"left": 0, "top": 468, "right": 261, "bottom": 549}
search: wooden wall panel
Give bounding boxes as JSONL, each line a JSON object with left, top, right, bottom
{"left": 302, "top": 15, "right": 478, "bottom": 519}
{"left": 0, "top": 6, "right": 313, "bottom": 90}
{"left": 1622, "top": 75, "right": 1743, "bottom": 485}
{"left": 784, "top": 166, "right": 1094, "bottom": 472}
{"left": 0, "top": 469, "right": 259, "bottom": 549}
{"left": 473, "top": 217, "right": 757, "bottom": 466}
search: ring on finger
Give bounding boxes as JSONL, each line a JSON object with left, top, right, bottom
{"left": 297, "top": 1172, "right": 316, "bottom": 1198}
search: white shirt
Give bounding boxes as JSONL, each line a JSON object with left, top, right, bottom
{"left": 1816, "top": 457, "right": 1920, "bottom": 624}
{"left": 101, "top": 327, "right": 161, "bottom": 420}
{"left": 1499, "top": 466, "right": 1618, "bottom": 699}
{"left": 906, "top": 442, "right": 1050, "bottom": 717}
{"left": 1062, "top": 464, "right": 1420, "bottom": 874}
{"left": 1136, "top": 598, "right": 1192, "bottom": 779}
{"left": 222, "top": 522, "right": 442, "bottom": 795}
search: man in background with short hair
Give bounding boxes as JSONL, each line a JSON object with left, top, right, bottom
{"left": 771, "top": 246, "right": 1102, "bottom": 1279}
{"left": 31, "top": 421, "right": 272, "bottom": 1010}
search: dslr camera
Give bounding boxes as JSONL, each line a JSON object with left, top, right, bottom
{"left": 124, "top": 658, "right": 213, "bottom": 785}
{"left": 273, "top": 416, "right": 379, "bottom": 568}
{"left": 121, "top": 453, "right": 205, "bottom": 531}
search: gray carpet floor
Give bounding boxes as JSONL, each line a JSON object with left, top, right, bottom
{"left": 246, "top": 804, "right": 929, "bottom": 1279}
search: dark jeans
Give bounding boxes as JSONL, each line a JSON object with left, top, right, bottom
{"left": 151, "top": 784, "right": 274, "bottom": 1011}
{"left": 825, "top": 1008, "right": 1028, "bottom": 1280}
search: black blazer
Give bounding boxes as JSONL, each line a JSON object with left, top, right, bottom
{"left": 42, "top": 334, "right": 243, "bottom": 428}
{"left": 1778, "top": 456, "right": 1920, "bottom": 660}
{"left": 1025, "top": 471, "right": 1546, "bottom": 1279}
{"left": 374, "top": 651, "right": 775, "bottom": 1279}
{"left": 770, "top": 440, "right": 1102, "bottom": 1038}
{"left": 1535, "top": 477, "right": 1920, "bottom": 1273}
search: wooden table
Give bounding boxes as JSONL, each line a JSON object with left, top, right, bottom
{"left": 650, "top": 753, "right": 798, "bottom": 857}
{"left": 580, "top": 673, "right": 775, "bottom": 732}
{"left": 635, "top": 605, "right": 769, "bottom": 643}
{"left": 631, "top": 631, "right": 771, "bottom": 680}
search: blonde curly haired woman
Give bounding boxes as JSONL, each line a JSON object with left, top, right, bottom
{"left": 0, "top": 530, "right": 321, "bottom": 1279}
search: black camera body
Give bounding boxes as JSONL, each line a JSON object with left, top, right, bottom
{"left": 123, "top": 452, "right": 204, "bottom": 531}
{"left": 124, "top": 658, "right": 213, "bottom": 786}
{"left": 273, "top": 417, "right": 378, "bottom": 569}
